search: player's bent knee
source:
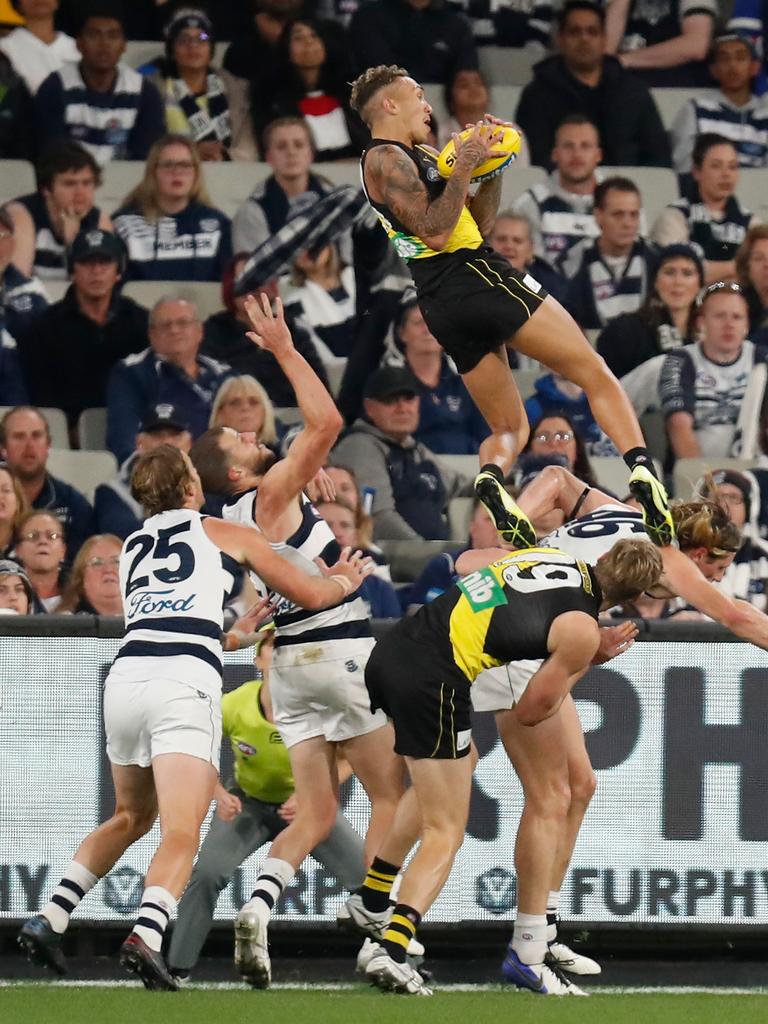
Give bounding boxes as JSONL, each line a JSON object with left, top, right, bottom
{"left": 116, "top": 806, "right": 156, "bottom": 841}
{"left": 525, "top": 777, "right": 571, "bottom": 821}
{"left": 569, "top": 767, "right": 597, "bottom": 807}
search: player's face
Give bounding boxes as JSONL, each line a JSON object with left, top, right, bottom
{"left": 558, "top": 10, "right": 605, "bottom": 73}
{"left": 47, "top": 167, "right": 97, "bottom": 217}
{"left": 0, "top": 409, "right": 50, "bottom": 481}
{"left": 317, "top": 501, "right": 358, "bottom": 548}
{"left": 393, "top": 78, "right": 432, "bottom": 144}
{"left": 698, "top": 292, "right": 749, "bottom": 356}
{"left": 16, "top": 514, "right": 66, "bottom": 572}
{"left": 552, "top": 124, "right": 601, "bottom": 186}
{"left": 266, "top": 125, "right": 313, "bottom": 179}
{"left": 694, "top": 144, "right": 739, "bottom": 203}
{"left": 594, "top": 188, "right": 640, "bottom": 252}
{"left": 220, "top": 429, "right": 275, "bottom": 478}
{"left": 689, "top": 548, "right": 736, "bottom": 582}
{"left": 469, "top": 503, "right": 501, "bottom": 549}
{"left": 82, "top": 537, "right": 121, "bottom": 612}
{"left": 714, "top": 483, "right": 747, "bottom": 528}
{"left": 654, "top": 257, "right": 700, "bottom": 314}
{"left": 490, "top": 217, "right": 533, "bottom": 270}
{"left": 0, "top": 574, "right": 29, "bottom": 614}
{"left": 324, "top": 466, "right": 358, "bottom": 511}
{"left": 399, "top": 305, "right": 440, "bottom": 357}
{"left": 711, "top": 40, "right": 756, "bottom": 94}
{"left": 529, "top": 416, "right": 577, "bottom": 469}
{"left": 747, "top": 238, "right": 768, "bottom": 293}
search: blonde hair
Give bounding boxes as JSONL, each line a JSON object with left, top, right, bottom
{"left": 131, "top": 445, "right": 193, "bottom": 516}
{"left": 593, "top": 538, "right": 663, "bottom": 606}
{"left": 209, "top": 375, "right": 277, "bottom": 445}
{"left": 327, "top": 463, "right": 374, "bottom": 548}
{"left": 672, "top": 499, "right": 741, "bottom": 557}
{"left": 59, "top": 534, "right": 122, "bottom": 612}
{"left": 0, "top": 463, "right": 30, "bottom": 539}
{"left": 123, "top": 134, "right": 212, "bottom": 222}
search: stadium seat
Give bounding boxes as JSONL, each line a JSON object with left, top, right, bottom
{"left": 47, "top": 448, "right": 116, "bottom": 501}
{"left": 672, "top": 457, "right": 756, "bottom": 501}
{"left": 448, "top": 496, "right": 473, "bottom": 541}
{"left": 121, "top": 280, "right": 223, "bottom": 320}
{"left": 0, "top": 405, "right": 69, "bottom": 449}
{"left": 500, "top": 165, "right": 547, "bottom": 207}
{"left": 640, "top": 409, "right": 668, "bottom": 466}
{"left": 96, "top": 161, "right": 144, "bottom": 211}
{"left": 512, "top": 367, "right": 541, "bottom": 401}
{"left": 479, "top": 48, "right": 540, "bottom": 87}
{"left": 0, "top": 159, "right": 35, "bottom": 203}
{"left": 437, "top": 454, "right": 479, "bottom": 480}
{"left": 600, "top": 166, "right": 679, "bottom": 232}
{"left": 42, "top": 279, "right": 69, "bottom": 303}
{"left": 377, "top": 539, "right": 458, "bottom": 583}
{"left": 649, "top": 87, "right": 700, "bottom": 130}
{"left": 78, "top": 407, "right": 107, "bottom": 451}
{"left": 275, "top": 406, "right": 303, "bottom": 426}
{"left": 736, "top": 169, "right": 768, "bottom": 222}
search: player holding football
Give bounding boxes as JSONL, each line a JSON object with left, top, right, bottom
{"left": 351, "top": 65, "right": 673, "bottom": 548}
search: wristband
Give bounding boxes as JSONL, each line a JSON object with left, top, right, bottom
{"left": 329, "top": 574, "right": 353, "bottom": 597}
{"left": 228, "top": 629, "right": 261, "bottom": 650}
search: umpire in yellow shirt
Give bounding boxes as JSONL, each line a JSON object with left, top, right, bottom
{"left": 168, "top": 627, "right": 366, "bottom": 979}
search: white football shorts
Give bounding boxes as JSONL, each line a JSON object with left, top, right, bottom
{"left": 471, "top": 659, "right": 543, "bottom": 713}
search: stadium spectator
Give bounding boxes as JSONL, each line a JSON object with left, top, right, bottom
{"left": 0, "top": 205, "right": 48, "bottom": 339}
{"left": 209, "top": 375, "right": 279, "bottom": 447}
{"left": 280, "top": 242, "right": 357, "bottom": 358}
{"left": 605, "top": 0, "right": 716, "bottom": 87}
{"left": 512, "top": 115, "right": 602, "bottom": 278}
{"left": 58, "top": 532, "right": 122, "bottom": 613}
{"left": 201, "top": 255, "right": 329, "bottom": 406}
{"left": 331, "top": 364, "right": 471, "bottom": 540}
{"left": 7, "top": 141, "right": 112, "bottom": 280}
{"left": 671, "top": 33, "right": 768, "bottom": 178}
{"left": 597, "top": 243, "right": 703, "bottom": 380}
{"left": 112, "top": 134, "right": 232, "bottom": 281}
{"left": 16, "top": 229, "right": 147, "bottom": 430}
{"left": 106, "top": 296, "right": 232, "bottom": 463}
{"left": 515, "top": 0, "right": 671, "bottom": 168}
{"left": 0, "top": 462, "right": 28, "bottom": 556}
{"left": 651, "top": 134, "right": 756, "bottom": 285}
{"left": 94, "top": 402, "right": 192, "bottom": 538}
{"left": 735, "top": 223, "right": 768, "bottom": 341}
{"left": 14, "top": 508, "right": 67, "bottom": 610}
{"left": 0, "top": 52, "right": 34, "bottom": 159}
{"left": 33, "top": 1, "right": 165, "bottom": 164}
{"left": 316, "top": 499, "right": 401, "bottom": 617}
{"left": 436, "top": 67, "right": 530, "bottom": 167}
{"left": 489, "top": 211, "right": 567, "bottom": 304}
{"left": 223, "top": 0, "right": 303, "bottom": 84}
{"left": 565, "top": 176, "right": 655, "bottom": 330}
{"left": 0, "top": 406, "right": 94, "bottom": 558}
{"left": 251, "top": 16, "right": 366, "bottom": 161}
{"left": 701, "top": 467, "right": 768, "bottom": 610}
{"left": 0, "top": 0, "right": 78, "bottom": 94}
{"left": 660, "top": 282, "right": 766, "bottom": 461}
{"left": 144, "top": 6, "right": 257, "bottom": 162}
{"left": 522, "top": 399, "right": 611, "bottom": 468}
{"left": 349, "top": 0, "right": 478, "bottom": 84}
{"left": 0, "top": 558, "right": 34, "bottom": 614}
{"left": 488, "top": 0, "right": 557, "bottom": 50}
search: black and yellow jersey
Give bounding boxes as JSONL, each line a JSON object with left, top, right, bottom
{"left": 360, "top": 139, "right": 483, "bottom": 270}
{"left": 400, "top": 548, "right": 601, "bottom": 684}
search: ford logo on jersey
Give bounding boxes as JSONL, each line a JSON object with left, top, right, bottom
{"left": 127, "top": 589, "right": 196, "bottom": 617}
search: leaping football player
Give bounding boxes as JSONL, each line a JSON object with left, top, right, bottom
{"left": 351, "top": 64, "right": 674, "bottom": 548}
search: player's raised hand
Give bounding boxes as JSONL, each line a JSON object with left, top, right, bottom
{"left": 315, "top": 546, "right": 374, "bottom": 595}
{"left": 244, "top": 292, "right": 294, "bottom": 356}
{"left": 306, "top": 467, "right": 336, "bottom": 504}
{"left": 454, "top": 121, "right": 510, "bottom": 170}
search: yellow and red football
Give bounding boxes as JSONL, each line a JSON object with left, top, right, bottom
{"left": 436, "top": 124, "right": 521, "bottom": 183}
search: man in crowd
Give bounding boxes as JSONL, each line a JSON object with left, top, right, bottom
{"left": 94, "top": 402, "right": 192, "bottom": 538}
{"left": 0, "top": 406, "right": 94, "bottom": 559}
{"left": 33, "top": 0, "right": 164, "bottom": 164}
{"left": 332, "top": 365, "right": 470, "bottom": 541}
{"left": 512, "top": 115, "right": 602, "bottom": 279}
{"left": 605, "top": 0, "right": 716, "bottom": 86}
{"left": 515, "top": 0, "right": 670, "bottom": 168}
{"left": 106, "top": 296, "right": 232, "bottom": 463}
{"left": 490, "top": 211, "right": 567, "bottom": 303}
{"left": 17, "top": 229, "right": 147, "bottom": 431}
{"left": 566, "top": 177, "right": 655, "bottom": 330}
{"left": 0, "top": 51, "right": 34, "bottom": 159}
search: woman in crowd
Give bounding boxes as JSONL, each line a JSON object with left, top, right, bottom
{"left": 58, "top": 534, "right": 122, "bottom": 615}
{"left": 13, "top": 510, "right": 66, "bottom": 612}
{"left": 252, "top": 17, "right": 367, "bottom": 161}
{"left": 437, "top": 68, "right": 530, "bottom": 166}
{"left": 0, "top": 558, "right": 34, "bottom": 614}
{"left": 112, "top": 134, "right": 231, "bottom": 282}
{"left": 144, "top": 7, "right": 256, "bottom": 162}
{"left": 597, "top": 244, "right": 703, "bottom": 380}
{"left": 281, "top": 242, "right": 357, "bottom": 359}
{"left": 516, "top": 412, "right": 601, "bottom": 491}
{"left": 0, "top": 462, "right": 28, "bottom": 558}
{"left": 735, "top": 224, "right": 768, "bottom": 344}
{"left": 209, "top": 374, "right": 279, "bottom": 449}
{"left": 312, "top": 463, "right": 391, "bottom": 580}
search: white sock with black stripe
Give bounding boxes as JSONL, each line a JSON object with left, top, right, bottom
{"left": 42, "top": 860, "right": 99, "bottom": 934}
{"left": 132, "top": 886, "right": 177, "bottom": 952}
{"left": 242, "top": 858, "right": 295, "bottom": 919}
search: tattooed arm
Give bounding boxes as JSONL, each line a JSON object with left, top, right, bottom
{"left": 469, "top": 175, "right": 503, "bottom": 239}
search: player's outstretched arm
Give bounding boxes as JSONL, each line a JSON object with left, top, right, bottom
{"left": 661, "top": 546, "right": 768, "bottom": 650}
{"left": 455, "top": 547, "right": 512, "bottom": 574}
{"left": 515, "top": 612, "right": 600, "bottom": 726}
{"left": 518, "top": 464, "right": 619, "bottom": 524}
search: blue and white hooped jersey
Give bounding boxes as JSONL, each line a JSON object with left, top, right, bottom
{"left": 223, "top": 488, "right": 371, "bottom": 648}
{"left": 109, "top": 508, "right": 238, "bottom": 695}
{"left": 540, "top": 503, "right": 650, "bottom": 564}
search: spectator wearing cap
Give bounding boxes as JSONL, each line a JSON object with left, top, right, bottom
{"left": 331, "top": 365, "right": 471, "bottom": 541}
{"left": 202, "top": 254, "right": 330, "bottom": 407}
{"left": 0, "top": 406, "right": 94, "bottom": 559}
{"left": 597, "top": 243, "right": 703, "bottom": 380}
{"left": 143, "top": 6, "right": 257, "bottom": 162}
{"left": 106, "top": 295, "right": 232, "bottom": 464}
{"left": 702, "top": 467, "right": 768, "bottom": 610}
{"left": 0, "top": 557, "right": 35, "bottom": 614}
{"left": 15, "top": 229, "right": 147, "bottom": 432}
{"left": 33, "top": 0, "right": 164, "bottom": 165}
{"left": 671, "top": 34, "right": 768, "bottom": 178}
{"left": 94, "top": 402, "right": 192, "bottom": 538}
{"left": 112, "top": 133, "right": 232, "bottom": 282}
{"left": 0, "top": 0, "right": 78, "bottom": 95}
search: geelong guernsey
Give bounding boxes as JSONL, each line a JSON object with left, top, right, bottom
{"left": 541, "top": 504, "right": 651, "bottom": 564}
{"left": 222, "top": 679, "right": 294, "bottom": 803}
{"left": 110, "top": 508, "right": 238, "bottom": 696}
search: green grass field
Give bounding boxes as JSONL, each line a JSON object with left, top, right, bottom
{"left": 3, "top": 986, "right": 768, "bottom": 1024}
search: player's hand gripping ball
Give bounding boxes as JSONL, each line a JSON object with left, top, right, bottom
{"left": 437, "top": 124, "right": 521, "bottom": 183}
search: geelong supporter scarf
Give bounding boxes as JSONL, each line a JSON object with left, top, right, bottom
{"left": 166, "top": 73, "right": 231, "bottom": 147}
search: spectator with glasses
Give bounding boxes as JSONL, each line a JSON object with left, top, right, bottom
{"left": 0, "top": 406, "right": 94, "bottom": 560}
{"left": 14, "top": 509, "right": 66, "bottom": 611}
{"left": 524, "top": 369, "right": 616, "bottom": 457}
{"left": 112, "top": 134, "right": 232, "bottom": 282}
{"left": 516, "top": 411, "right": 602, "bottom": 490}
{"left": 58, "top": 533, "right": 122, "bottom": 614}
{"left": 106, "top": 296, "right": 232, "bottom": 463}
{"left": 0, "top": 461, "right": 29, "bottom": 558}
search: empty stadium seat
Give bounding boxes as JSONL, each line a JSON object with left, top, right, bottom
{"left": 591, "top": 456, "right": 632, "bottom": 498}
{"left": 47, "top": 448, "right": 116, "bottom": 501}
{"left": 324, "top": 359, "right": 347, "bottom": 399}
{"left": 42, "top": 280, "right": 69, "bottom": 304}
{"left": 0, "top": 405, "right": 69, "bottom": 449}
{"left": 479, "top": 48, "right": 540, "bottom": 87}
{"left": 121, "top": 280, "right": 223, "bottom": 320}
{"left": 437, "top": 454, "right": 479, "bottom": 480}
{"left": 500, "top": 165, "right": 547, "bottom": 207}
{"left": 0, "top": 159, "right": 35, "bottom": 203}
{"left": 78, "top": 407, "right": 107, "bottom": 451}
{"left": 736, "top": 169, "right": 768, "bottom": 221}
{"left": 649, "top": 87, "right": 699, "bottom": 130}
{"left": 448, "top": 496, "right": 473, "bottom": 541}
{"left": 673, "top": 457, "right": 756, "bottom": 501}
{"left": 96, "top": 161, "right": 144, "bottom": 211}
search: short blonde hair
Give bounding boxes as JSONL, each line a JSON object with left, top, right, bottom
{"left": 209, "top": 375, "right": 277, "bottom": 446}
{"left": 594, "top": 538, "right": 663, "bottom": 606}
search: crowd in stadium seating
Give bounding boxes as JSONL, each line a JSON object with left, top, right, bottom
{"left": 3, "top": 0, "right": 768, "bottom": 621}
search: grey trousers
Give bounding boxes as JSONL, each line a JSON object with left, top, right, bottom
{"left": 168, "top": 789, "right": 366, "bottom": 970}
